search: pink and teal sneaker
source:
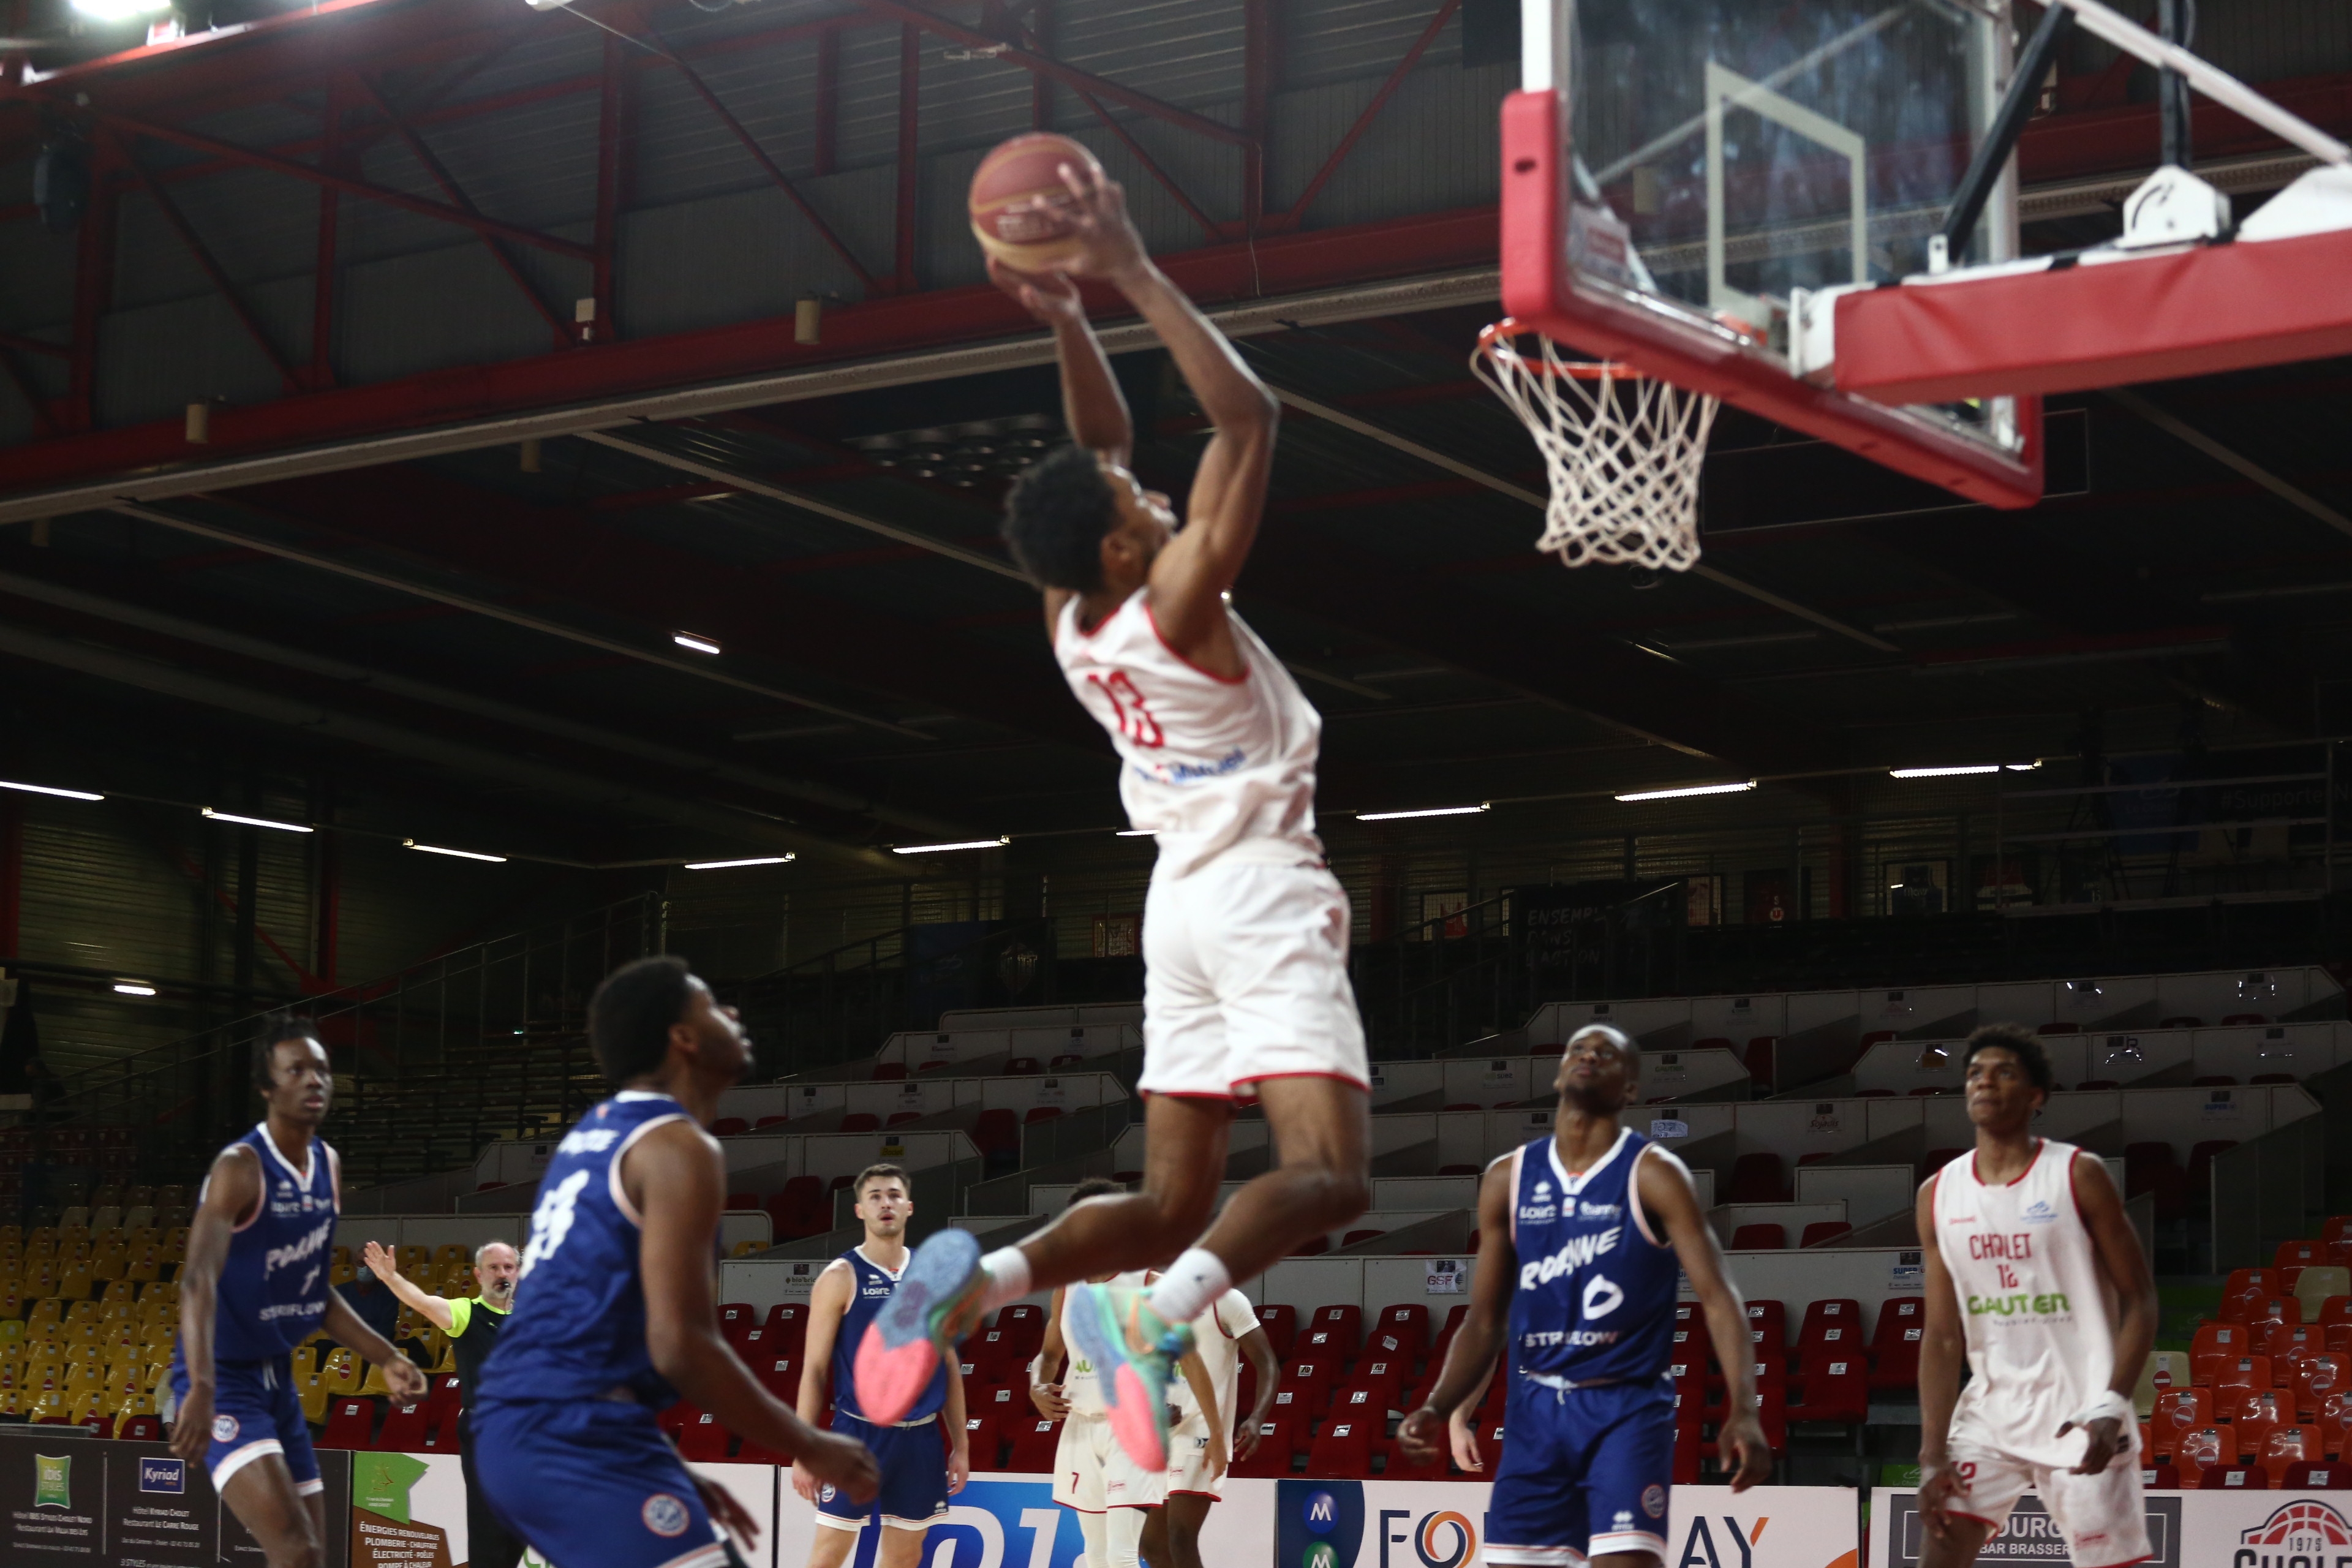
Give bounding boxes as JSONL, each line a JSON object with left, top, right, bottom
{"left": 1067, "top": 1282, "right": 1193, "bottom": 1471}
{"left": 852, "top": 1227, "right": 986, "bottom": 1426}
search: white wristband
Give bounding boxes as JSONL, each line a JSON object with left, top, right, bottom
{"left": 2066, "top": 1389, "right": 2135, "bottom": 1430}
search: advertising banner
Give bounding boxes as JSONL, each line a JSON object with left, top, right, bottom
{"left": 110, "top": 1448, "right": 215, "bottom": 1567}
{"left": 352, "top": 1449, "right": 470, "bottom": 1568}
{"left": 1875, "top": 1485, "right": 2352, "bottom": 1568}
{"left": 1270, "top": 1480, "right": 1858, "bottom": 1568}
{"left": 0, "top": 1431, "right": 350, "bottom": 1566}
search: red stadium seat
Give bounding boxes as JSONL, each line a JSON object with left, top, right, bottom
{"left": 1729, "top": 1224, "right": 1786, "bottom": 1250}
{"left": 2193, "top": 1322, "right": 2257, "bottom": 1379}
{"left": 1870, "top": 1298, "right": 1926, "bottom": 1391}
{"left": 1787, "top": 1352, "right": 1867, "bottom": 1423}
{"left": 2211, "top": 1357, "right": 2274, "bottom": 1396}
{"left": 120, "top": 1414, "right": 162, "bottom": 1442}
{"left": 318, "top": 1398, "right": 378, "bottom": 1450}
{"left": 2141, "top": 1463, "right": 2181, "bottom": 1489}
{"left": 2222, "top": 1389, "right": 2286, "bottom": 1458}
{"left": 872, "top": 1063, "right": 908, "bottom": 1080}
{"left": 1050, "top": 1053, "right": 1085, "bottom": 1070}
{"left": 1796, "top": 1298, "right": 1863, "bottom": 1352}
{"left": 1371, "top": 1305, "right": 1428, "bottom": 1363}
{"left": 1290, "top": 1237, "right": 1331, "bottom": 1257}
{"left": 2153, "top": 1390, "right": 2214, "bottom": 1457}
{"left": 2284, "top": 1462, "right": 2352, "bottom": 1488}
{"left": 657, "top": 1403, "right": 694, "bottom": 1441}
{"left": 2296, "top": 1354, "right": 2348, "bottom": 1419}
{"left": 839, "top": 1113, "right": 881, "bottom": 1133}
{"left": 1305, "top": 1305, "right": 1363, "bottom": 1356}
{"left": 755, "top": 1115, "right": 790, "bottom": 1129}
{"left": 1800, "top": 1222, "right": 1852, "bottom": 1248}
{"left": 1743, "top": 1038, "right": 1776, "bottom": 1086}
{"left": 425, "top": 1374, "right": 464, "bottom": 1420}
{"left": 1256, "top": 1303, "right": 1299, "bottom": 1361}
{"left": 962, "top": 1412, "right": 1005, "bottom": 1471}
{"left": 2199, "top": 1464, "right": 2268, "bottom": 1490}
{"left": 1382, "top": 1434, "right": 1449, "bottom": 1480}
{"left": 1728, "top": 1154, "right": 1787, "bottom": 1204}
{"left": 677, "top": 1411, "right": 731, "bottom": 1461}
{"left": 1023, "top": 1106, "right": 1064, "bottom": 1125}
{"left": 1232, "top": 1417, "right": 1303, "bottom": 1476}
{"left": 1305, "top": 1417, "right": 1376, "bottom": 1479}
{"left": 2261, "top": 1425, "right": 2324, "bottom": 1484}
{"left": 710, "top": 1118, "right": 749, "bottom": 1137}
{"left": 377, "top": 1404, "right": 435, "bottom": 1453}
{"left": 1003, "top": 1417, "right": 1061, "bottom": 1472}
{"left": 764, "top": 1303, "right": 810, "bottom": 1351}
{"left": 726, "top": 1193, "right": 757, "bottom": 1212}
{"left": 755, "top": 1355, "right": 798, "bottom": 1401}
{"left": 2282, "top": 1242, "right": 2329, "bottom": 1272}
{"left": 973, "top": 1110, "right": 1020, "bottom": 1157}
{"left": 994, "top": 1303, "right": 1049, "bottom": 1360}
{"left": 886, "top": 1111, "right": 923, "bottom": 1127}
{"left": 2174, "top": 1424, "right": 2237, "bottom": 1485}
{"left": 717, "top": 1303, "right": 757, "bottom": 1340}
{"left": 432, "top": 1406, "right": 463, "bottom": 1453}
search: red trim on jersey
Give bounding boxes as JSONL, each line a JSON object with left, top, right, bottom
{"left": 1973, "top": 1137, "right": 2044, "bottom": 1187}
{"left": 1144, "top": 602, "right": 1248, "bottom": 685}
{"left": 1168, "top": 1488, "right": 1223, "bottom": 1498}
{"left": 1142, "top": 1089, "right": 1239, "bottom": 1104}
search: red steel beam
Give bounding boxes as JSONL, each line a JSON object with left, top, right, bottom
{"left": 1068, "top": 86, "right": 1223, "bottom": 242}
{"left": 1269, "top": 0, "right": 1461, "bottom": 235}
{"left": 0, "top": 203, "right": 1498, "bottom": 495}
{"left": 856, "top": 0, "right": 1251, "bottom": 147}
{"left": 0, "top": 330, "right": 66, "bottom": 360}
{"left": 345, "top": 70, "right": 573, "bottom": 351}
{"left": 116, "top": 133, "right": 304, "bottom": 394}
{"left": 89, "top": 108, "right": 595, "bottom": 260}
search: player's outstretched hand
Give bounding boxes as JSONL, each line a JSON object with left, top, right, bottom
{"left": 1395, "top": 1404, "right": 1450, "bottom": 1468}
{"left": 2064, "top": 1415, "right": 2128, "bottom": 1475}
{"left": 1054, "top": 157, "right": 1147, "bottom": 282}
{"left": 382, "top": 1352, "right": 428, "bottom": 1411}
{"left": 695, "top": 1474, "right": 762, "bottom": 1552}
{"left": 360, "top": 1240, "right": 399, "bottom": 1283}
{"left": 799, "top": 1428, "right": 881, "bottom": 1506}
{"left": 1917, "top": 1461, "right": 1969, "bottom": 1536}
{"left": 1030, "top": 1379, "right": 1070, "bottom": 1420}
{"left": 168, "top": 1382, "right": 213, "bottom": 1463}
{"left": 1717, "top": 1414, "right": 1773, "bottom": 1493}
{"left": 989, "top": 256, "right": 1084, "bottom": 327}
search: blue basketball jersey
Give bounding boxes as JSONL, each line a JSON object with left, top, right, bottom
{"left": 1505, "top": 1126, "right": 1680, "bottom": 1389}
{"left": 201, "top": 1123, "right": 339, "bottom": 1363}
{"left": 477, "top": 1091, "right": 703, "bottom": 1408}
{"left": 831, "top": 1246, "right": 946, "bottom": 1423}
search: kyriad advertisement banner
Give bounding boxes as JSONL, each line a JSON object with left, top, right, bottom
{"left": 1873, "top": 1487, "right": 2352, "bottom": 1568}
{"left": 0, "top": 1431, "right": 352, "bottom": 1567}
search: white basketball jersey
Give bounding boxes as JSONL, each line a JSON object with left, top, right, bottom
{"left": 1169, "top": 1289, "right": 1259, "bottom": 1431}
{"left": 1061, "top": 1272, "right": 1149, "bottom": 1416}
{"left": 1054, "top": 588, "right": 1323, "bottom": 878}
{"left": 1931, "top": 1139, "right": 2119, "bottom": 1467}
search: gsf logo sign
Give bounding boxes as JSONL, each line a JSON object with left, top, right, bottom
{"left": 1376, "top": 1509, "right": 1479, "bottom": 1568}
{"left": 1676, "top": 1515, "right": 1766, "bottom": 1568}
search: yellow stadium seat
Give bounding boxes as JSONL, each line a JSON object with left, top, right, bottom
{"left": 91, "top": 1254, "right": 126, "bottom": 1284}
{"left": 29, "top": 1226, "right": 56, "bottom": 1246}
{"left": 431, "top": 1338, "right": 456, "bottom": 1374}
{"left": 56, "top": 1264, "right": 94, "bottom": 1302}
{"left": 69, "top": 1390, "right": 104, "bottom": 1423}
{"left": 322, "top": 1348, "right": 360, "bottom": 1395}
{"left": 397, "top": 1245, "right": 429, "bottom": 1273}
{"left": 115, "top": 1391, "right": 155, "bottom": 1421}
{"left": 0, "top": 1391, "right": 22, "bottom": 1417}
{"left": 57, "top": 1213, "right": 88, "bottom": 1235}
{"left": 140, "top": 1280, "right": 177, "bottom": 1307}
{"left": 298, "top": 1373, "right": 330, "bottom": 1423}
{"left": 123, "top": 1208, "right": 156, "bottom": 1232}
{"left": 27, "top": 1388, "right": 64, "bottom": 1419}
{"left": 330, "top": 1261, "right": 355, "bottom": 1287}
{"left": 124, "top": 1251, "right": 160, "bottom": 1285}
{"left": 66, "top": 1300, "right": 99, "bottom": 1325}
{"left": 358, "top": 1360, "right": 395, "bottom": 1398}
{"left": 162, "top": 1227, "right": 189, "bottom": 1261}
{"left": 100, "top": 1282, "right": 133, "bottom": 1307}
{"left": 0, "top": 1224, "right": 18, "bottom": 1244}
{"left": 94, "top": 1224, "right": 123, "bottom": 1245}
{"left": 0, "top": 1290, "right": 21, "bottom": 1322}
{"left": 26, "top": 1300, "right": 61, "bottom": 1330}
{"left": 289, "top": 1343, "right": 319, "bottom": 1382}
{"left": 0, "top": 1319, "right": 21, "bottom": 1350}
{"left": 434, "top": 1245, "right": 469, "bottom": 1272}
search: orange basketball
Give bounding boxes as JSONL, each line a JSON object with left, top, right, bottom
{"left": 968, "top": 133, "right": 1102, "bottom": 272}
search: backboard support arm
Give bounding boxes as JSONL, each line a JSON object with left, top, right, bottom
{"left": 1938, "top": 1, "right": 2073, "bottom": 264}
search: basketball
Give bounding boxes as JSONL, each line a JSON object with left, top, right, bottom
{"left": 968, "top": 132, "right": 1102, "bottom": 271}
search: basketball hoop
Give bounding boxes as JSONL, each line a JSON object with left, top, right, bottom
{"left": 1473, "top": 320, "right": 1718, "bottom": 574}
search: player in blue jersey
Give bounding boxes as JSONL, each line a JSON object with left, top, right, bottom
{"left": 473, "top": 956, "right": 876, "bottom": 1568}
{"left": 792, "top": 1163, "right": 968, "bottom": 1568}
{"left": 172, "top": 1015, "right": 428, "bottom": 1568}
{"left": 1398, "top": 1025, "right": 1770, "bottom": 1568}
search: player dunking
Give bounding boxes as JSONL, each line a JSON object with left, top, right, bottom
{"left": 473, "top": 957, "right": 876, "bottom": 1568}
{"left": 1397, "top": 1026, "right": 1769, "bottom": 1568}
{"left": 1915, "top": 1025, "right": 2157, "bottom": 1568}
{"left": 172, "top": 1015, "right": 427, "bottom": 1568}
{"left": 860, "top": 150, "right": 1371, "bottom": 1478}
{"left": 793, "top": 1164, "right": 967, "bottom": 1566}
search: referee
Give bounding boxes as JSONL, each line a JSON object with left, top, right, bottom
{"left": 363, "top": 1238, "right": 523, "bottom": 1568}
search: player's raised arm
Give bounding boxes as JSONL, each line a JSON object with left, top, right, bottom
{"left": 362, "top": 1240, "right": 457, "bottom": 1334}
{"left": 1638, "top": 1147, "right": 1771, "bottom": 1491}
{"left": 992, "top": 258, "right": 1133, "bottom": 469}
{"left": 631, "top": 1120, "right": 879, "bottom": 1504}
{"left": 1915, "top": 1174, "right": 1969, "bottom": 1530}
{"left": 168, "top": 1147, "right": 258, "bottom": 1463}
{"left": 1396, "top": 1159, "right": 1515, "bottom": 1467}
{"left": 2062, "top": 1152, "right": 2157, "bottom": 1474}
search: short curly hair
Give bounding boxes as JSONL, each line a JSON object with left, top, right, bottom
{"left": 1002, "top": 443, "right": 1118, "bottom": 592}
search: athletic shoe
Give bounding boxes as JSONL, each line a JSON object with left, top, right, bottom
{"left": 1066, "top": 1283, "right": 1193, "bottom": 1471}
{"left": 853, "top": 1227, "right": 984, "bottom": 1426}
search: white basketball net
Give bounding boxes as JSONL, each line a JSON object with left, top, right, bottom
{"left": 1472, "top": 320, "right": 1719, "bottom": 573}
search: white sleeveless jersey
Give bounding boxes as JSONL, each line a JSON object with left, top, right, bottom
{"left": 1061, "top": 1272, "right": 1149, "bottom": 1416}
{"left": 1931, "top": 1139, "right": 2119, "bottom": 1467}
{"left": 1054, "top": 588, "right": 1323, "bottom": 878}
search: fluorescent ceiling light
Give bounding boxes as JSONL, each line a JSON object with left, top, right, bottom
{"left": 673, "top": 633, "right": 722, "bottom": 655}
{"left": 203, "top": 807, "right": 312, "bottom": 833}
{"left": 1614, "top": 780, "right": 1757, "bottom": 802}
{"left": 1356, "top": 804, "right": 1490, "bottom": 822}
{"left": 404, "top": 840, "right": 508, "bottom": 864}
{"left": 684, "top": 855, "right": 797, "bottom": 870}
{"left": 1115, "top": 829, "right": 1153, "bottom": 837}
{"left": 892, "top": 837, "right": 1010, "bottom": 855}
{"left": 70, "top": 0, "right": 170, "bottom": 19}
{"left": 112, "top": 981, "right": 157, "bottom": 997}
{"left": 0, "top": 778, "right": 104, "bottom": 802}
{"left": 2006, "top": 761, "right": 2042, "bottom": 771}
{"left": 1890, "top": 764, "right": 2002, "bottom": 778}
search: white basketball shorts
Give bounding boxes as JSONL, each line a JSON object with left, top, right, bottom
{"left": 1139, "top": 854, "right": 1369, "bottom": 1101}
{"left": 1168, "top": 1411, "right": 1227, "bottom": 1499}
{"left": 1943, "top": 1419, "right": 2151, "bottom": 1568}
{"left": 1052, "top": 1412, "right": 1168, "bottom": 1512}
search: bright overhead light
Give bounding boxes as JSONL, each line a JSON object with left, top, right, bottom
{"left": 673, "top": 633, "right": 722, "bottom": 655}
{"left": 1890, "top": 764, "right": 2002, "bottom": 778}
{"left": 684, "top": 855, "right": 796, "bottom": 870}
{"left": 1614, "top": 780, "right": 1758, "bottom": 802}
{"left": 112, "top": 981, "right": 157, "bottom": 997}
{"left": 892, "top": 837, "right": 1010, "bottom": 855}
{"left": 203, "top": 807, "right": 312, "bottom": 833}
{"left": 1115, "top": 829, "right": 1153, "bottom": 837}
{"left": 404, "top": 840, "right": 508, "bottom": 864}
{"left": 70, "top": 0, "right": 170, "bottom": 20}
{"left": 1356, "top": 804, "right": 1490, "bottom": 822}
{"left": 2005, "top": 761, "right": 2043, "bottom": 771}
{"left": 0, "top": 778, "right": 104, "bottom": 802}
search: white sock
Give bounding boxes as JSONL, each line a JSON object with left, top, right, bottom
{"left": 1145, "top": 1248, "right": 1231, "bottom": 1325}
{"left": 1079, "top": 1510, "right": 1110, "bottom": 1568}
{"left": 979, "top": 1247, "right": 1033, "bottom": 1311}
{"left": 1106, "top": 1507, "right": 1147, "bottom": 1568}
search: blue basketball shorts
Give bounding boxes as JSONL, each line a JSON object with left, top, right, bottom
{"left": 1487, "top": 1378, "right": 1678, "bottom": 1565}
{"left": 170, "top": 1355, "right": 321, "bottom": 1496}
{"left": 472, "top": 1398, "right": 729, "bottom": 1568}
{"left": 816, "top": 1411, "right": 948, "bottom": 1531}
